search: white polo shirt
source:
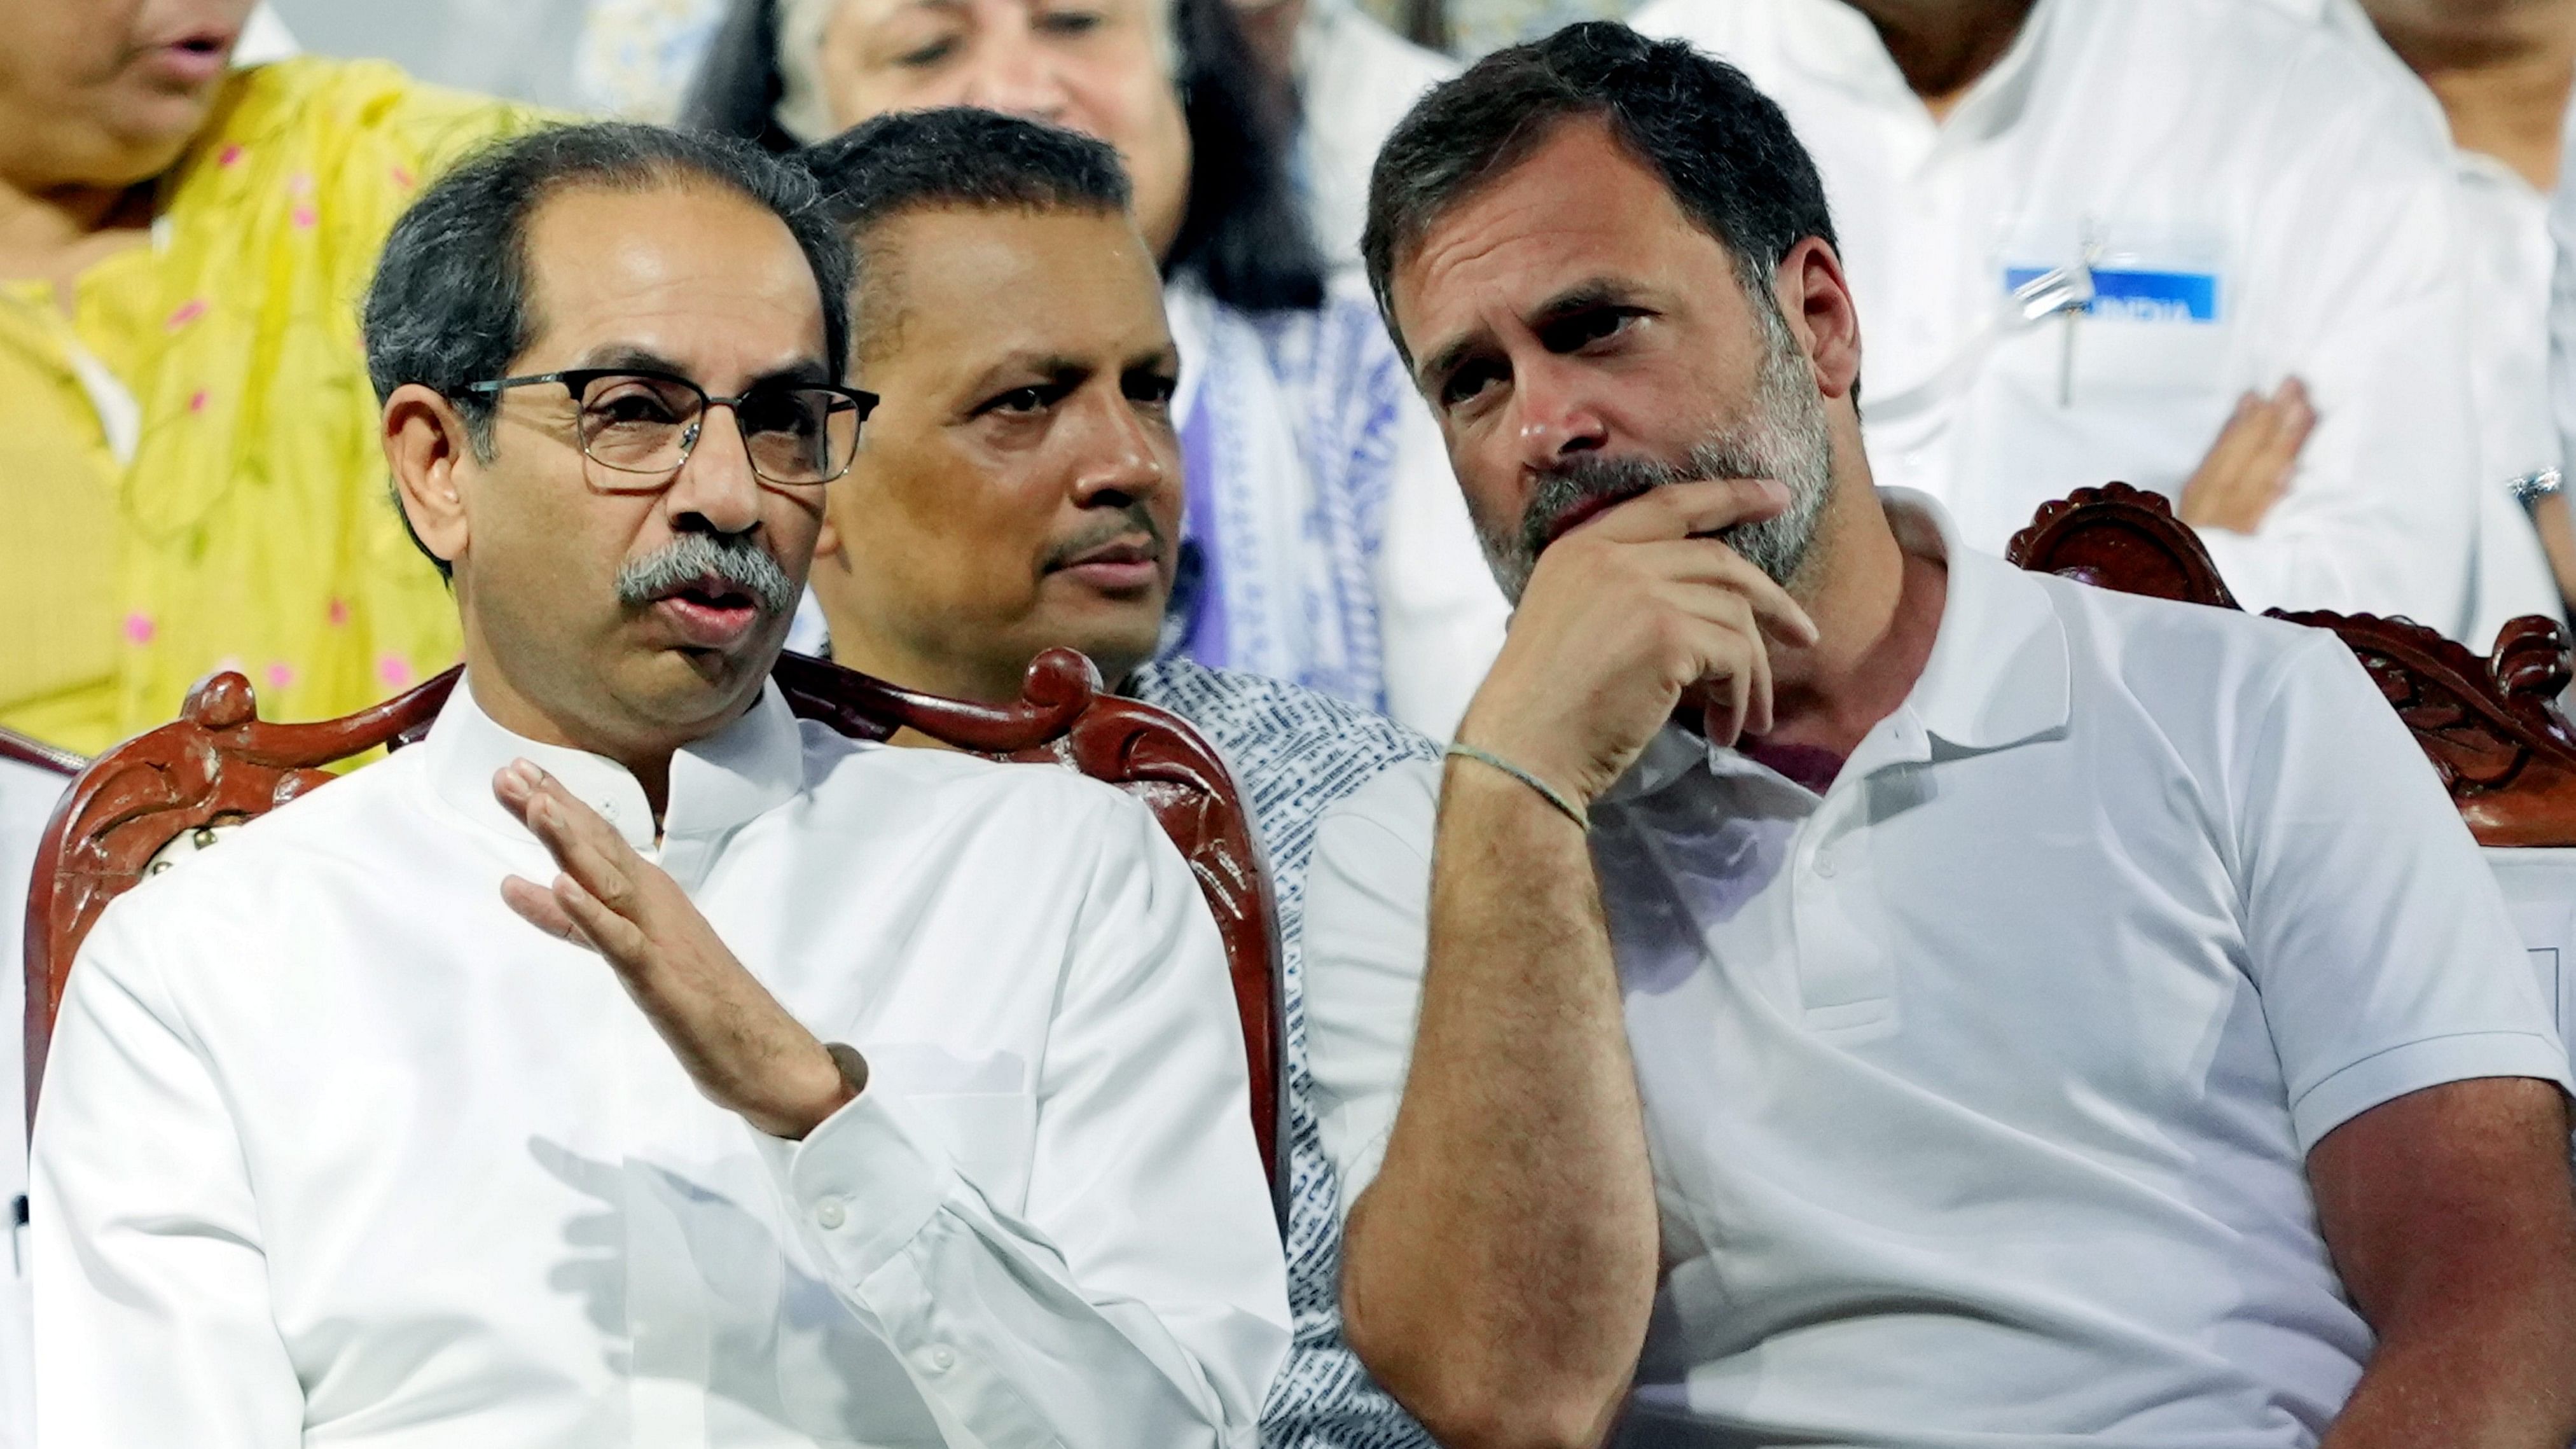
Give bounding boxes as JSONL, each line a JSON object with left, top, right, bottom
{"left": 1303, "top": 490, "right": 2572, "bottom": 1446}
{"left": 1629, "top": 0, "right": 2490, "bottom": 639}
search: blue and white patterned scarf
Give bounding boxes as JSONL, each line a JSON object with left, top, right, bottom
{"left": 1161, "top": 282, "right": 1410, "bottom": 717}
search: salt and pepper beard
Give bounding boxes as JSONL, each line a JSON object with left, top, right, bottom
{"left": 1478, "top": 294, "right": 1836, "bottom": 606}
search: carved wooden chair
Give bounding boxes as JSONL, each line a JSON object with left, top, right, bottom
{"left": 2009, "top": 482, "right": 2576, "bottom": 846}
{"left": 20, "top": 649, "right": 1285, "bottom": 1202}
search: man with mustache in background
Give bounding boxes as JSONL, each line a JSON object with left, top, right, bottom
{"left": 1300, "top": 25, "right": 2576, "bottom": 1449}
{"left": 798, "top": 107, "right": 1448, "bottom": 1447}
{"left": 31, "top": 122, "right": 1287, "bottom": 1447}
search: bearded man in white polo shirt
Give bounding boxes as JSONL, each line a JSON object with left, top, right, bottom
{"left": 1303, "top": 25, "right": 2576, "bottom": 1448}
{"left": 1615, "top": 0, "right": 2559, "bottom": 649}
{"left": 31, "top": 123, "right": 1287, "bottom": 1446}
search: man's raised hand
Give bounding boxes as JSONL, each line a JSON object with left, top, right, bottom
{"left": 493, "top": 760, "right": 854, "bottom": 1140}
{"left": 1463, "top": 476, "right": 1822, "bottom": 811}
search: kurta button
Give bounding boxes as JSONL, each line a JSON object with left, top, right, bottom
{"left": 925, "top": 1346, "right": 955, "bottom": 1373}
{"left": 814, "top": 1196, "right": 846, "bottom": 1230}
{"left": 1813, "top": 852, "right": 1838, "bottom": 879}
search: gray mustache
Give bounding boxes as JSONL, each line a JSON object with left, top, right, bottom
{"left": 614, "top": 532, "right": 798, "bottom": 616}
{"left": 1518, "top": 453, "right": 1698, "bottom": 563}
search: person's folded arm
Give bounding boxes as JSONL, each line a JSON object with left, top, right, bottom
{"left": 2196, "top": 71, "right": 2477, "bottom": 630}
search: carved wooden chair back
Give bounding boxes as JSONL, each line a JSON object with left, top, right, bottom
{"left": 2009, "top": 483, "right": 2576, "bottom": 845}
{"left": 22, "top": 649, "right": 1284, "bottom": 1192}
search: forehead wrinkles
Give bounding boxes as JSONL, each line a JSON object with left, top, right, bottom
{"left": 1399, "top": 198, "right": 1609, "bottom": 379}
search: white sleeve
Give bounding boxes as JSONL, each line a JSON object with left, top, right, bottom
{"left": 1299, "top": 759, "right": 1441, "bottom": 1221}
{"left": 1372, "top": 363, "right": 1510, "bottom": 743}
{"left": 2198, "top": 75, "right": 2479, "bottom": 633}
{"left": 2233, "top": 634, "right": 2575, "bottom": 1152}
{"left": 31, "top": 903, "right": 305, "bottom": 1448}
{"left": 757, "top": 794, "right": 1290, "bottom": 1448}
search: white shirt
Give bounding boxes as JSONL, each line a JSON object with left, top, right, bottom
{"left": 2257, "top": 0, "right": 2564, "bottom": 648}
{"left": 1303, "top": 492, "right": 2572, "bottom": 1446}
{"left": 1631, "top": 0, "right": 2491, "bottom": 639}
{"left": 1293, "top": 0, "right": 1457, "bottom": 281}
{"left": 33, "top": 679, "right": 1289, "bottom": 1447}
{"left": 2548, "top": 55, "right": 2576, "bottom": 499}
{"left": 0, "top": 757, "right": 62, "bottom": 1449}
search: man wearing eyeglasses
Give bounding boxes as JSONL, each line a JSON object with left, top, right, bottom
{"left": 29, "top": 122, "right": 1289, "bottom": 1448}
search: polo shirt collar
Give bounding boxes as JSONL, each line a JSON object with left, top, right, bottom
{"left": 1883, "top": 487, "right": 2070, "bottom": 756}
{"left": 1603, "top": 487, "right": 2068, "bottom": 807}
{"left": 422, "top": 672, "right": 807, "bottom": 851}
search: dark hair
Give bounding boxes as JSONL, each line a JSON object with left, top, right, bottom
{"left": 802, "top": 107, "right": 1132, "bottom": 228}
{"left": 363, "top": 121, "right": 854, "bottom": 576}
{"left": 682, "top": 0, "right": 1324, "bottom": 313}
{"left": 1362, "top": 22, "right": 1838, "bottom": 358}
{"left": 801, "top": 109, "right": 1135, "bottom": 354}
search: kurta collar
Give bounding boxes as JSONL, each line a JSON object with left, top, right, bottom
{"left": 421, "top": 673, "right": 808, "bottom": 851}
{"left": 1603, "top": 488, "right": 2069, "bottom": 807}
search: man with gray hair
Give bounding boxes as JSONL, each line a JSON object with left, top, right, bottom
{"left": 31, "top": 121, "right": 1287, "bottom": 1447}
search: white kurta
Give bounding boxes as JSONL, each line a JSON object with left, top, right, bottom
{"left": 32, "top": 679, "right": 1289, "bottom": 1447}
{"left": 1631, "top": 0, "right": 2490, "bottom": 637}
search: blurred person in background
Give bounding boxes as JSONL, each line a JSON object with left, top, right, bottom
{"left": 2269, "top": 0, "right": 2576, "bottom": 619}
{"left": 1221, "top": 0, "right": 1455, "bottom": 278}
{"left": 0, "top": 0, "right": 544, "bottom": 758}
{"left": 684, "top": 0, "right": 1509, "bottom": 737}
{"left": 800, "top": 105, "right": 1442, "bottom": 1448}
{"left": 579, "top": 0, "right": 1453, "bottom": 276}
{"left": 1628, "top": 0, "right": 2555, "bottom": 648}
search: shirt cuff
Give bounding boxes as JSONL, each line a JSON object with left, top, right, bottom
{"left": 756, "top": 1090, "right": 956, "bottom": 1286}
{"left": 2289, "top": 1030, "right": 2576, "bottom": 1153}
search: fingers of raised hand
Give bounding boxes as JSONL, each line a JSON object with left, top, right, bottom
{"left": 501, "top": 873, "right": 586, "bottom": 945}
{"left": 1637, "top": 538, "right": 1820, "bottom": 646}
{"left": 1658, "top": 597, "right": 1771, "bottom": 745}
{"left": 1586, "top": 476, "right": 1792, "bottom": 544}
{"left": 548, "top": 871, "right": 653, "bottom": 966}
{"left": 495, "top": 761, "right": 642, "bottom": 915}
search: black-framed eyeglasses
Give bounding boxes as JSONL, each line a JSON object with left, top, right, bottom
{"left": 460, "top": 368, "right": 878, "bottom": 488}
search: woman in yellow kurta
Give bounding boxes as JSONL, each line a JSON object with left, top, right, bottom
{"left": 0, "top": 6, "right": 542, "bottom": 754}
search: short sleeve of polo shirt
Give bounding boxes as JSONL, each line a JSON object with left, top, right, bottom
{"left": 2234, "top": 632, "right": 2573, "bottom": 1151}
